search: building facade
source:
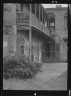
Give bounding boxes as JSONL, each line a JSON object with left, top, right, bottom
{"left": 45, "top": 5, "right": 68, "bottom": 61}
{"left": 3, "top": 4, "right": 68, "bottom": 63}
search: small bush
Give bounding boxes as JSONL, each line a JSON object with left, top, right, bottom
{"left": 3, "top": 55, "right": 42, "bottom": 79}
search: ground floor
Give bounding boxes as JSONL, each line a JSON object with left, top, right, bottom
{"left": 3, "top": 25, "right": 67, "bottom": 63}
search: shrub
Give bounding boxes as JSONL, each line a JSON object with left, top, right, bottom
{"left": 3, "top": 55, "right": 42, "bottom": 79}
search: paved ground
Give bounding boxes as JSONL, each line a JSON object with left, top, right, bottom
{"left": 3, "top": 63, "right": 67, "bottom": 90}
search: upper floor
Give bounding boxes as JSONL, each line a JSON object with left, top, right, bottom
{"left": 45, "top": 6, "right": 68, "bottom": 37}
{"left": 3, "top": 4, "right": 68, "bottom": 38}
{"left": 3, "top": 3, "right": 51, "bottom": 37}
{"left": 16, "top": 4, "right": 50, "bottom": 36}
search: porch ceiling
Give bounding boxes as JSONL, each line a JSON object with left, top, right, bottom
{"left": 31, "top": 27, "right": 55, "bottom": 43}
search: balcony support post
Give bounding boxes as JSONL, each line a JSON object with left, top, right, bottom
{"left": 42, "top": 10, "right": 43, "bottom": 23}
{"left": 55, "top": 41, "right": 56, "bottom": 58}
{"left": 29, "top": 27, "right": 32, "bottom": 60}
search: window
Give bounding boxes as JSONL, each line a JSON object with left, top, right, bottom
{"left": 21, "top": 4, "right": 23, "bottom": 11}
{"left": 46, "top": 43, "right": 50, "bottom": 58}
{"left": 44, "top": 13, "right": 47, "bottom": 27}
{"left": 47, "top": 17, "right": 49, "bottom": 28}
{"left": 16, "top": 5, "right": 18, "bottom": 11}
{"left": 40, "top": 7, "right": 42, "bottom": 22}
{"left": 43, "top": 11, "right": 44, "bottom": 24}
{"left": 21, "top": 46, "right": 24, "bottom": 54}
{"left": 36, "top": 4, "right": 39, "bottom": 19}
{"left": 21, "top": 4, "right": 30, "bottom": 11}
{"left": 32, "top": 4, "right": 35, "bottom": 14}
{"left": 48, "top": 13, "right": 55, "bottom": 31}
{"left": 55, "top": 43, "right": 60, "bottom": 58}
{"left": 64, "top": 13, "right": 68, "bottom": 29}
{"left": 26, "top": 4, "right": 30, "bottom": 11}
{"left": 63, "top": 38, "right": 68, "bottom": 46}
{"left": 43, "top": 11, "right": 46, "bottom": 24}
{"left": 47, "top": 16, "right": 49, "bottom": 28}
{"left": 56, "top": 43, "right": 60, "bottom": 52}
{"left": 50, "top": 18, "right": 55, "bottom": 31}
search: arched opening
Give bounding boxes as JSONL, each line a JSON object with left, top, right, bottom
{"left": 47, "top": 13, "right": 55, "bottom": 32}
{"left": 64, "top": 12, "right": 68, "bottom": 29}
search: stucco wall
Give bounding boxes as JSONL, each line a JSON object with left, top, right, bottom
{"left": 45, "top": 7, "right": 68, "bottom": 61}
{"left": 16, "top": 29, "right": 44, "bottom": 63}
{"left": 3, "top": 25, "right": 17, "bottom": 57}
{"left": 3, "top": 3, "right": 16, "bottom": 25}
{"left": 3, "top": 34, "right": 9, "bottom": 57}
{"left": 45, "top": 8, "right": 68, "bottom": 38}
{"left": 3, "top": 4, "right": 17, "bottom": 57}
{"left": 60, "top": 40, "right": 67, "bottom": 61}
{"left": 32, "top": 31, "right": 42, "bottom": 63}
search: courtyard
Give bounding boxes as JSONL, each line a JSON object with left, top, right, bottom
{"left": 3, "top": 63, "right": 67, "bottom": 90}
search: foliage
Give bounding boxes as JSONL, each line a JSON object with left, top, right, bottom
{"left": 3, "top": 55, "right": 42, "bottom": 79}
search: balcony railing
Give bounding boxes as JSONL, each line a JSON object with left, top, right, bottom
{"left": 30, "top": 13, "right": 50, "bottom": 36}
{"left": 16, "top": 12, "right": 29, "bottom": 26}
{"left": 16, "top": 12, "right": 50, "bottom": 36}
{"left": 50, "top": 27, "right": 57, "bottom": 36}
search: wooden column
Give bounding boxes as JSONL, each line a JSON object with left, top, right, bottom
{"left": 29, "top": 28, "right": 32, "bottom": 60}
{"left": 12, "top": 24, "right": 17, "bottom": 55}
{"left": 42, "top": 10, "right": 43, "bottom": 23}
{"left": 29, "top": 4, "right": 32, "bottom": 60}
{"left": 55, "top": 42, "right": 56, "bottom": 59}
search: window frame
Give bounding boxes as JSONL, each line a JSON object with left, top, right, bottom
{"left": 21, "top": 46, "right": 24, "bottom": 54}
{"left": 36, "top": 4, "right": 39, "bottom": 19}
{"left": 64, "top": 13, "right": 68, "bottom": 29}
{"left": 31, "top": 4, "right": 35, "bottom": 15}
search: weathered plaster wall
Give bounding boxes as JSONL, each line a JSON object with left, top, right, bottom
{"left": 3, "top": 3, "right": 16, "bottom": 25}
{"left": 16, "top": 30, "right": 43, "bottom": 63}
{"left": 3, "top": 4, "right": 17, "bottom": 57}
{"left": 45, "top": 7, "right": 68, "bottom": 61}
{"left": 3, "top": 34, "right": 9, "bottom": 57}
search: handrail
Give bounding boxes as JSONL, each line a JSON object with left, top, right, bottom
{"left": 16, "top": 12, "right": 49, "bottom": 30}
{"left": 56, "top": 31, "right": 68, "bottom": 50}
{"left": 30, "top": 12, "right": 50, "bottom": 36}
{"left": 31, "top": 12, "right": 49, "bottom": 29}
{"left": 16, "top": 11, "right": 30, "bottom": 14}
{"left": 16, "top": 11, "right": 50, "bottom": 36}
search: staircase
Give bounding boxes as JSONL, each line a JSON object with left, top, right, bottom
{"left": 56, "top": 31, "right": 68, "bottom": 51}
{"left": 46, "top": 30, "right": 68, "bottom": 63}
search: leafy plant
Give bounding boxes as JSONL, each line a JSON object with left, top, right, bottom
{"left": 3, "top": 55, "right": 42, "bottom": 80}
